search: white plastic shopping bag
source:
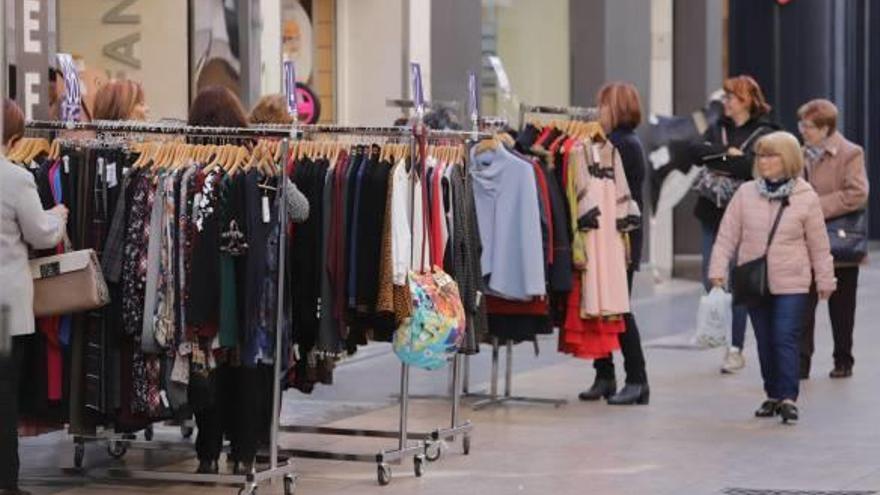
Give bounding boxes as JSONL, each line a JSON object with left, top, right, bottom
{"left": 692, "top": 287, "right": 732, "bottom": 348}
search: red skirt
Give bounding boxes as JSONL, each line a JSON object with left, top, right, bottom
{"left": 560, "top": 274, "right": 625, "bottom": 359}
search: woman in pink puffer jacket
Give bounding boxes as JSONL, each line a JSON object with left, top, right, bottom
{"left": 710, "top": 131, "right": 836, "bottom": 425}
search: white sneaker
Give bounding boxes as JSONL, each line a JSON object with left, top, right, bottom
{"left": 721, "top": 347, "right": 745, "bottom": 374}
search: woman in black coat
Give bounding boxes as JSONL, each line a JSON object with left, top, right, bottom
{"left": 690, "top": 76, "right": 778, "bottom": 375}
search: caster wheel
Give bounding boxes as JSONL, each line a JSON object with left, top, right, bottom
{"left": 238, "top": 485, "right": 257, "bottom": 495}
{"left": 284, "top": 474, "right": 296, "bottom": 495}
{"left": 144, "top": 426, "right": 154, "bottom": 441}
{"left": 74, "top": 443, "right": 85, "bottom": 469}
{"left": 462, "top": 436, "right": 471, "bottom": 456}
{"left": 181, "top": 425, "right": 194, "bottom": 439}
{"left": 425, "top": 442, "right": 441, "bottom": 462}
{"left": 414, "top": 455, "right": 426, "bottom": 478}
{"left": 377, "top": 463, "right": 392, "bottom": 486}
{"left": 107, "top": 441, "right": 128, "bottom": 459}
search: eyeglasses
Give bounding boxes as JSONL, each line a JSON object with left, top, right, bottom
{"left": 797, "top": 120, "right": 817, "bottom": 131}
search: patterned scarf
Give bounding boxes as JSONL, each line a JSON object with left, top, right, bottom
{"left": 756, "top": 177, "right": 795, "bottom": 200}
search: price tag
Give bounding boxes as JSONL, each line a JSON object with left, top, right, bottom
{"left": 591, "top": 143, "right": 602, "bottom": 164}
{"left": 262, "top": 195, "right": 271, "bottom": 224}
{"left": 63, "top": 155, "right": 70, "bottom": 174}
{"left": 106, "top": 162, "right": 118, "bottom": 188}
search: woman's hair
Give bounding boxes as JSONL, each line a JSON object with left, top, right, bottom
{"left": 3, "top": 98, "right": 25, "bottom": 147}
{"left": 249, "top": 94, "right": 293, "bottom": 125}
{"left": 724, "top": 75, "right": 771, "bottom": 117}
{"left": 93, "top": 79, "right": 145, "bottom": 121}
{"left": 596, "top": 82, "right": 642, "bottom": 129}
{"left": 189, "top": 85, "right": 248, "bottom": 128}
{"left": 754, "top": 131, "right": 804, "bottom": 179}
{"left": 797, "top": 99, "right": 838, "bottom": 136}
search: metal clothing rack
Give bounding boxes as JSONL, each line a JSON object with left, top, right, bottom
{"left": 24, "top": 119, "right": 300, "bottom": 495}
{"left": 274, "top": 124, "right": 477, "bottom": 486}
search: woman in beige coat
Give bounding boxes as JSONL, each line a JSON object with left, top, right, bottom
{"left": 1, "top": 99, "right": 67, "bottom": 495}
{"left": 797, "top": 99, "right": 869, "bottom": 380}
{"left": 710, "top": 131, "right": 835, "bottom": 425}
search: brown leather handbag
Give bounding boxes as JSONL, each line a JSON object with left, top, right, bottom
{"left": 30, "top": 248, "right": 111, "bottom": 317}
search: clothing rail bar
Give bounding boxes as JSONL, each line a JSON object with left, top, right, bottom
{"left": 519, "top": 103, "right": 598, "bottom": 117}
{"left": 26, "top": 119, "right": 301, "bottom": 139}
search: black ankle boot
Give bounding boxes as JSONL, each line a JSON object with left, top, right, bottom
{"left": 778, "top": 401, "right": 799, "bottom": 424}
{"left": 578, "top": 378, "right": 617, "bottom": 401}
{"left": 754, "top": 399, "right": 779, "bottom": 418}
{"left": 607, "top": 383, "right": 650, "bottom": 405}
{"left": 196, "top": 460, "right": 219, "bottom": 474}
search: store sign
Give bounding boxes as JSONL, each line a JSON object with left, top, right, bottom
{"left": 284, "top": 60, "right": 298, "bottom": 120}
{"left": 410, "top": 62, "right": 425, "bottom": 118}
{"left": 56, "top": 53, "right": 83, "bottom": 122}
{"left": 14, "top": 0, "right": 50, "bottom": 120}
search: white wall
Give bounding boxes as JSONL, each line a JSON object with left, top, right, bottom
{"left": 649, "top": 0, "right": 674, "bottom": 281}
{"left": 336, "top": 0, "right": 405, "bottom": 125}
{"left": 260, "top": 0, "right": 282, "bottom": 95}
{"left": 495, "top": 0, "right": 570, "bottom": 111}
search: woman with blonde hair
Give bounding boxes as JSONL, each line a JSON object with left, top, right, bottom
{"left": 710, "top": 131, "right": 835, "bottom": 424}
{"left": 93, "top": 79, "right": 149, "bottom": 121}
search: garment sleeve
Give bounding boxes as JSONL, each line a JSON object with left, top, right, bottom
{"left": 285, "top": 177, "right": 311, "bottom": 223}
{"left": 818, "top": 148, "right": 869, "bottom": 219}
{"left": 14, "top": 172, "right": 65, "bottom": 250}
{"left": 708, "top": 187, "right": 744, "bottom": 285}
{"left": 804, "top": 193, "right": 837, "bottom": 293}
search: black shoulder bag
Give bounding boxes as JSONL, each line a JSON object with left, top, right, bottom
{"left": 732, "top": 197, "right": 789, "bottom": 307}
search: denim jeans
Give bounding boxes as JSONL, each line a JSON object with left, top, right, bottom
{"left": 700, "top": 222, "right": 749, "bottom": 349}
{"left": 749, "top": 294, "right": 808, "bottom": 401}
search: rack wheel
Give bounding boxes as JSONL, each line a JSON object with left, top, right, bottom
{"left": 462, "top": 435, "right": 471, "bottom": 455}
{"left": 377, "top": 463, "right": 392, "bottom": 486}
{"left": 425, "top": 442, "right": 442, "bottom": 462}
{"left": 238, "top": 483, "right": 258, "bottom": 495}
{"left": 181, "top": 425, "right": 194, "bottom": 439}
{"left": 107, "top": 441, "right": 128, "bottom": 459}
{"left": 283, "top": 474, "right": 296, "bottom": 495}
{"left": 74, "top": 443, "right": 85, "bottom": 469}
{"left": 414, "top": 454, "right": 426, "bottom": 478}
{"left": 144, "top": 426, "right": 154, "bottom": 441}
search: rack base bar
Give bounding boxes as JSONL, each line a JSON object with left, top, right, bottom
{"left": 279, "top": 425, "right": 432, "bottom": 440}
{"left": 428, "top": 421, "right": 473, "bottom": 442}
{"left": 472, "top": 395, "right": 568, "bottom": 411}
{"left": 279, "top": 445, "right": 423, "bottom": 465}
{"left": 104, "top": 459, "right": 297, "bottom": 485}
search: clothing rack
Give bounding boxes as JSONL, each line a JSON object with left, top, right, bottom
{"left": 275, "top": 124, "right": 484, "bottom": 486}
{"left": 23, "top": 119, "right": 299, "bottom": 495}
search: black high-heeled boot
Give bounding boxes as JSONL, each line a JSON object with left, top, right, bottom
{"left": 196, "top": 459, "right": 219, "bottom": 474}
{"left": 607, "top": 383, "right": 650, "bottom": 406}
{"left": 578, "top": 378, "right": 617, "bottom": 401}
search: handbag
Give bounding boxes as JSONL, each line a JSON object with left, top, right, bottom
{"left": 30, "top": 243, "right": 111, "bottom": 318}
{"left": 825, "top": 209, "right": 868, "bottom": 263}
{"left": 694, "top": 127, "right": 767, "bottom": 207}
{"left": 732, "top": 197, "right": 788, "bottom": 307}
{"left": 393, "top": 134, "right": 466, "bottom": 370}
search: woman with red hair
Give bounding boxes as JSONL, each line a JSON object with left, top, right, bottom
{"left": 691, "top": 75, "right": 779, "bottom": 375}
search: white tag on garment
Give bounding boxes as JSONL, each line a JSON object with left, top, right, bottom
{"left": 591, "top": 144, "right": 602, "bottom": 164}
{"left": 159, "top": 390, "right": 170, "bottom": 409}
{"left": 106, "top": 162, "right": 118, "bottom": 188}
{"left": 262, "top": 195, "right": 271, "bottom": 223}
{"left": 63, "top": 156, "right": 70, "bottom": 174}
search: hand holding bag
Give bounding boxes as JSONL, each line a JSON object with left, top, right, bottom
{"left": 732, "top": 197, "right": 788, "bottom": 307}
{"left": 30, "top": 238, "right": 111, "bottom": 317}
{"left": 693, "top": 287, "right": 732, "bottom": 348}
